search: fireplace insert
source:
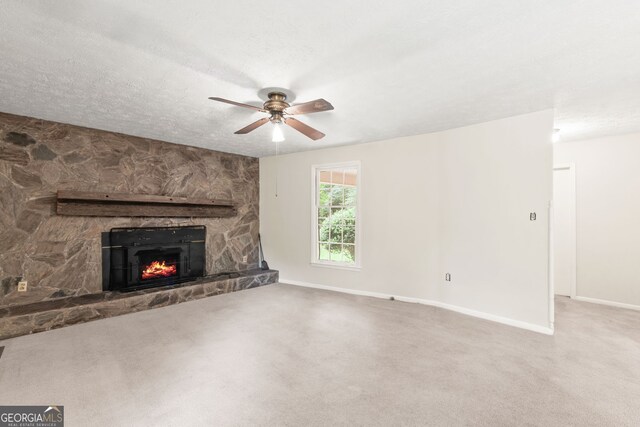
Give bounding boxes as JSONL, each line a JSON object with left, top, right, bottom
{"left": 103, "top": 226, "right": 206, "bottom": 291}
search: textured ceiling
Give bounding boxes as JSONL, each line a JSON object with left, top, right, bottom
{"left": 1, "top": 1, "right": 640, "bottom": 157}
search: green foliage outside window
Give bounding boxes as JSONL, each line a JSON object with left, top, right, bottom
{"left": 318, "top": 182, "right": 357, "bottom": 263}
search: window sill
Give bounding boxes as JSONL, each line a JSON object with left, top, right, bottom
{"left": 310, "top": 261, "right": 362, "bottom": 271}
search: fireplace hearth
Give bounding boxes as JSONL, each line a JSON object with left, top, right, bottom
{"left": 103, "top": 226, "right": 206, "bottom": 291}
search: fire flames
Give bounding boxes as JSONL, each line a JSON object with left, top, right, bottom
{"left": 142, "top": 260, "right": 177, "bottom": 280}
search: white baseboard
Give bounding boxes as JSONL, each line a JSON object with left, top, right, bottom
{"left": 281, "top": 279, "right": 554, "bottom": 335}
{"left": 574, "top": 296, "right": 640, "bottom": 311}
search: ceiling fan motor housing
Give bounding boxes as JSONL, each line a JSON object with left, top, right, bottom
{"left": 264, "top": 92, "right": 289, "bottom": 123}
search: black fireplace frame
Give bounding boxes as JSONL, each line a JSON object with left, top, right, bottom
{"left": 102, "top": 226, "right": 206, "bottom": 292}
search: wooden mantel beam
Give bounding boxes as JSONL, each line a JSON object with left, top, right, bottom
{"left": 56, "top": 190, "right": 237, "bottom": 218}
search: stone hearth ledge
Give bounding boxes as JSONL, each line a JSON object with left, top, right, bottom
{"left": 0, "top": 269, "right": 278, "bottom": 340}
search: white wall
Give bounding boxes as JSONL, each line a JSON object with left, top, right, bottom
{"left": 554, "top": 133, "right": 640, "bottom": 308}
{"left": 261, "top": 111, "right": 554, "bottom": 331}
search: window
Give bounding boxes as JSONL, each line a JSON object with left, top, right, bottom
{"left": 312, "top": 162, "right": 360, "bottom": 268}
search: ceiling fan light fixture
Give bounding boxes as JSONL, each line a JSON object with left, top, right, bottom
{"left": 272, "top": 122, "right": 285, "bottom": 143}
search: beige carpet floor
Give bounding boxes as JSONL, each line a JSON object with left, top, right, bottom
{"left": 0, "top": 283, "right": 638, "bottom": 426}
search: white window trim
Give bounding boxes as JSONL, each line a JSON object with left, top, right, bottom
{"left": 310, "top": 161, "right": 362, "bottom": 270}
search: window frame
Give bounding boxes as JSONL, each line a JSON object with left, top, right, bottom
{"left": 310, "top": 161, "right": 362, "bottom": 270}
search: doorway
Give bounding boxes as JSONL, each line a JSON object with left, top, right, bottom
{"left": 553, "top": 164, "right": 576, "bottom": 298}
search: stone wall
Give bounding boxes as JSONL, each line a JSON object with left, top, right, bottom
{"left": 0, "top": 112, "right": 260, "bottom": 307}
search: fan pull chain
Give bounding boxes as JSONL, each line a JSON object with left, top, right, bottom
{"left": 275, "top": 138, "right": 279, "bottom": 198}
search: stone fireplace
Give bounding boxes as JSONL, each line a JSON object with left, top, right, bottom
{"left": 104, "top": 226, "right": 206, "bottom": 292}
{"left": 0, "top": 111, "right": 264, "bottom": 307}
{"left": 0, "top": 112, "right": 279, "bottom": 340}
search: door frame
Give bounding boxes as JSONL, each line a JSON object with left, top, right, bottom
{"left": 553, "top": 163, "right": 577, "bottom": 299}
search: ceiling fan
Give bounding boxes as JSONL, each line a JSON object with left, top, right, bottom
{"left": 209, "top": 91, "right": 333, "bottom": 142}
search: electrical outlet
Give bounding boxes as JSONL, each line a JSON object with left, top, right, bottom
{"left": 18, "top": 281, "right": 28, "bottom": 292}
{"left": 242, "top": 255, "right": 248, "bottom": 263}
{"left": 445, "top": 273, "right": 451, "bottom": 282}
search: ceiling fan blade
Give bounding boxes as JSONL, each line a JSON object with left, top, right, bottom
{"left": 209, "top": 97, "right": 266, "bottom": 112}
{"left": 284, "top": 117, "right": 325, "bottom": 140}
{"left": 234, "top": 118, "right": 270, "bottom": 134}
{"left": 284, "top": 99, "right": 334, "bottom": 115}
